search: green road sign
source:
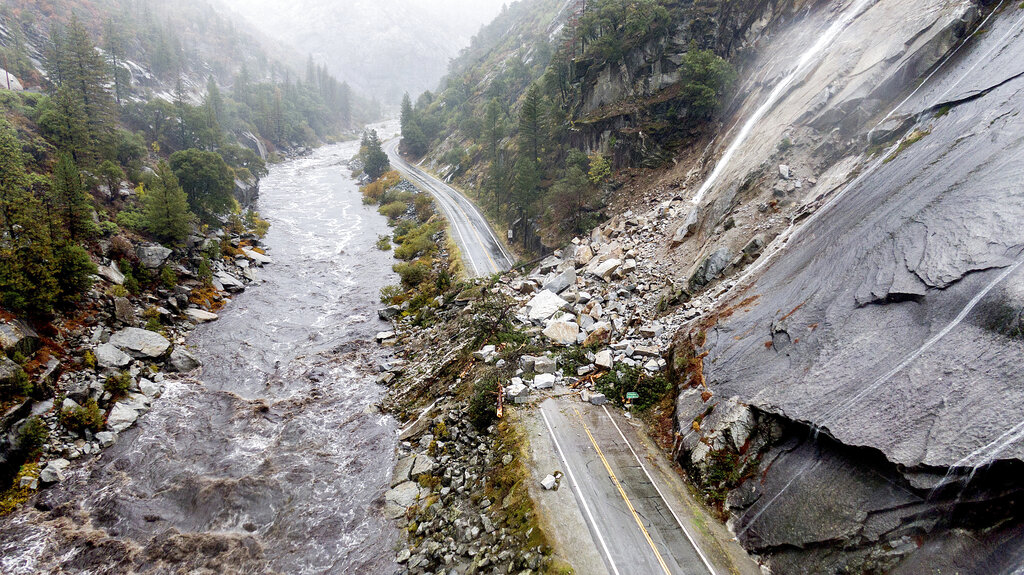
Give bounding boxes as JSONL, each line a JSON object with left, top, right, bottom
{"left": 626, "top": 392, "right": 640, "bottom": 400}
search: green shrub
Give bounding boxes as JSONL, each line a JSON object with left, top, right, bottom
{"left": 160, "top": 266, "right": 177, "bottom": 289}
{"left": 596, "top": 365, "right": 670, "bottom": 411}
{"left": 393, "top": 261, "right": 431, "bottom": 289}
{"left": 1, "top": 368, "right": 32, "bottom": 399}
{"left": 104, "top": 371, "right": 132, "bottom": 396}
{"left": 83, "top": 350, "right": 97, "bottom": 370}
{"left": 375, "top": 235, "right": 392, "bottom": 251}
{"left": 123, "top": 273, "right": 140, "bottom": 295}
{"left": 468, "top": 376, "right": 500, "bottom": 431}
{"left": 59, "top": 399, "right": 105, "bottom": 433}
{"left": 380, "top": 284, "right": 404, "bottom": 304}
{"left": 378, "top": 201, "right": 409, "bottom": 220}
{"left": 17, "top": 417, "right": 49, "bottom": 454}
{"left": 198, "top": 256, "right": 213, "bottom": 286}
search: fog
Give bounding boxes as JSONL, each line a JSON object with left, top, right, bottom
{"left": 218, "top": 0, "right": 511, "bottom": 103}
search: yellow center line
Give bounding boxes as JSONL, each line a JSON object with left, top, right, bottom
{"left": 575, "top": 407, "right": 673, "bottom": 575}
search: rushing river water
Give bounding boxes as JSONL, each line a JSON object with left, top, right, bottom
{"left": 0, "top": 138, "right": 401, "bottom": 574}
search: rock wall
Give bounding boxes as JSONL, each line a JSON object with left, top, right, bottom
{"left": 663, "top": 0, "right": 1024, "bottom": 571}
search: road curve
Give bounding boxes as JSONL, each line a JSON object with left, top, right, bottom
{"left": 540, "top": 398, "right": 718, "bottom": 575}
{"left": 383, "top": 139, "right": 515, "bottom": 277}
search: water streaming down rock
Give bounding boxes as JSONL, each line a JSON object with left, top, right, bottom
{"left": 669, "top": 1, "right": 1024, "bottom": 571}
{"left": 687, "top": 0, "right": 875, "bottom": 210}
{"left": 0, "top": 140, "right": 401, "bottom": 574}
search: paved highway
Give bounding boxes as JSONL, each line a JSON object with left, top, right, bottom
{"left": 539, "top": 398, "right": 718, "bottom": 575}
{"left": 383, "top": 139, "right": 516, "bottom": 277}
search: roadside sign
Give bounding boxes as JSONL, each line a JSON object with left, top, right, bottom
{"left": 626, "top": 392, "right": 640, "bottom": 400}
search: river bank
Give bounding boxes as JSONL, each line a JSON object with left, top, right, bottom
{"left": 0, "top": 139, "right": 403, "bottom": 574}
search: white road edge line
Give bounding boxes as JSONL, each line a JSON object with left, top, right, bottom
{"left": 385, "top": 141, "right": 483, "bottom": 276}
{"left": 540, "top": 407, "right": 622, "bottom": 575}
{"left": 601, "top": 405, "right": 719, "bottom": 575}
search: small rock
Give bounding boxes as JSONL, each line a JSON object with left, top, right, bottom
{"left": 113, "top": 297, "right": 136, "bottom": 324}
{"left": 184, "top": 308, "right": 218, "bottom": 323}
{"left": 533, "top": 356, "right": 557, "bottom": 374}
{"left": 541, "top": 474, "right": 557, "bottom": 490}
{"left": 543, "top": 321, "right": 579, "bottom": 346}
{"left": 589, "top": 393, "right": 608, "bottom": 406}
{"left": 96, "top": 431, "right": 117, "bottom": 448}
{"left": 595, "top": 350, "right": 614, "bottom": 370}
{"left": 375, "top": 331, "right": 396, "bottom": 343}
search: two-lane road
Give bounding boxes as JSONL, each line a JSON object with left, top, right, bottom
{"left": 384, "top": 139, "right": 515, "bottom": 277}
{"left": 540, "top": 398, "right": 723, "bottom": 575}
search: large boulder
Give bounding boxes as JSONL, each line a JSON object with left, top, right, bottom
{"left": 689, "top": 248, "right": 733, "bottom": 291}
{"left": 107, "top": 402, "right": 139, "bottom": 432}
{"left": 96, "top": 264, "right": 125, "bottom": 285}
{"left": 543, "top": 268, "right": 576, "bottom": 295}
{"left": 135, "top": 244, "right": 173, "bottom": 269}
{"left": 167, "top": 348, "right": 201, "bottom": 372}
{"left": 95, "top": 343, "right": 131, "bottom": 369}
{"left": 0, "top": 355, "right": 22, "bottom": 387}
{"left": 184, "top": 308, "right": 218, "bottom": 323}
{"left": 241, "top": 247, "right": 274, "bottom": 266}
{"left": 524, "top": 290, "right": 570, "bottom": 323}
{"left": 0, "top": 320, "right": 40, "bottom": 357}
{"left": 39, "top": 459, "right": 70, "bottom": 483}
{"left": 543, "top": 320, "right": 580, "bottom": 346}
{"left": 108, "top": 328, "right": 171, "bottom": 359}
{"left": 113, "top": 297, "right": 136, "bottom": 325}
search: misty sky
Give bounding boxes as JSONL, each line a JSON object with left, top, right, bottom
{"left": 219, "top": 0, "right": 511, "bottom": 102}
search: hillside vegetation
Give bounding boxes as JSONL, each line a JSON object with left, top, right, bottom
{"left": 401, "top": 0, "right": 739, "bottom": 251}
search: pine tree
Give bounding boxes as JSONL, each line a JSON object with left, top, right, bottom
{"left": 50, "top": 153, "right": 93, "bottom": 241}
{"left": 144, "top": 162, "right": 193, "bottom": 243}
{"left": 362, "top": 130, "right": 390, "bottom": 181}
{"left": 0, "top": 120, "right": 59, "bottom": 313}
{"left": 518, "top": 84, "right": 545, "bottom": 163}
{"left": 103, "top": 19, "right": 129, "bottom": 105}
{"left": 400, "top": 93, "right": 414, "bottom": 136}
{"left": 38, "top": 86, "right": 90, "bottom": 158}
{"left": 49, "top": 16, "right": 115, "bottom": 154}
{"left": 205, "top": 75, "right": 224, "bottom": 126}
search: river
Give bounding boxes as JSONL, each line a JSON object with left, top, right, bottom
{"left": 0, "top": 136, "right": 401, "bottom": 574}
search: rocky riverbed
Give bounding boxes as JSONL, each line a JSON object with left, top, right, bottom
{"left": 0, "top": 140, "right": 402, "bottom": 574}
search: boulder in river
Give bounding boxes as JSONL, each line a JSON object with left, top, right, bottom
{"left": 107, "top": 402, "right": 139, "bottom": 432}
{"left": 168, "top": 348, "right": 201, "bottom": 372}
{"left": 39, "top": 459, "right": 70, "bottom": 483}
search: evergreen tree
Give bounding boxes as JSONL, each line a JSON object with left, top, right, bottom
{"left": 169, "top": 148, "right": 236, "bottom": 220}
{"left": 361, "top": 130, "right": 390, "bottom": 181}
{"left": 48, "top": 16, "right": 115, "bottom": 155}
{"left": 0, "top": 121, "right": 59, "bottom": 313}
{"left": 37, "top": 86, "right": 90, "bottom": 158}
{"left": 50, "top": 153, "right": 93, "bottom": 241}
{"left": 103, "top": 19, "right": 130, "bottom": 105}
{"left": 144, "top": 162, "right": 193, "bottom": 243}
{"left": 339, "top": 82, "right": 352, "bottom": 128}
{"left": 400, "top": 93, "right": 414, "bottom": 135}
{"left": 518, "top": 84, "right": 545, "bottom": 163}
{"left": 205, "top": 75, "right": 224, "bottom": 126}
